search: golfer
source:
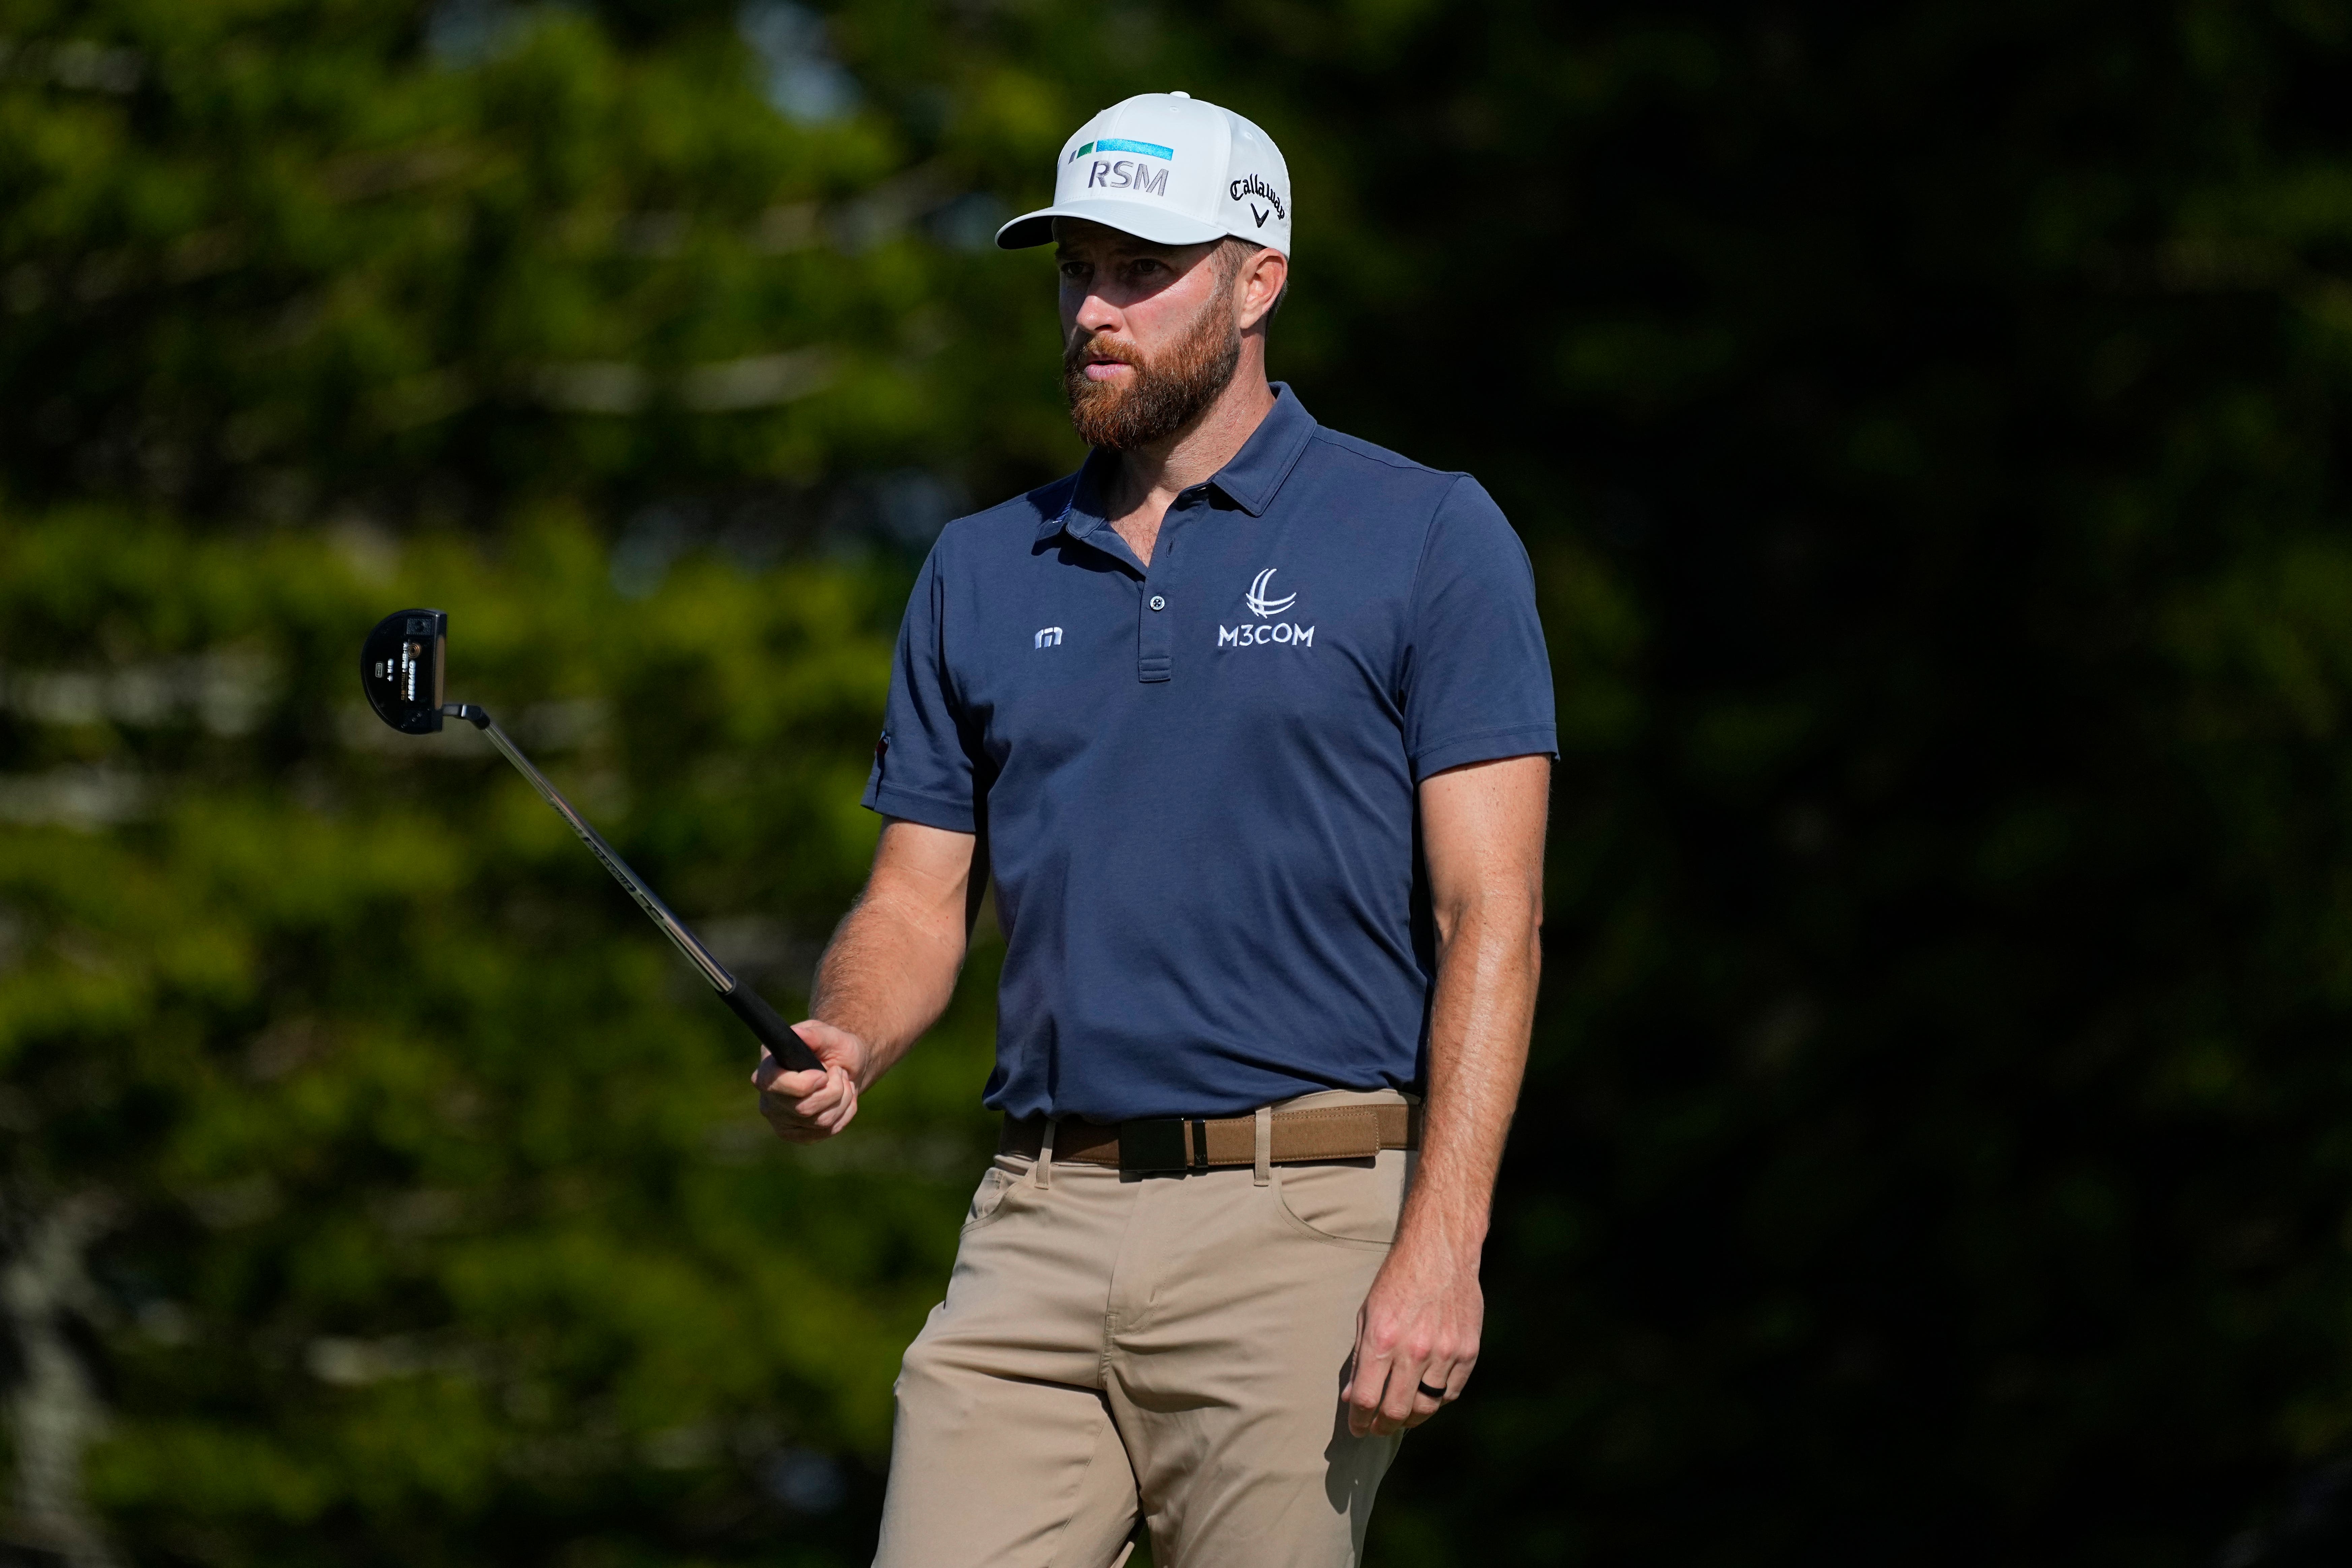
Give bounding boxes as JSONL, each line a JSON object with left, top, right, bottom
{"left": 756, "top": 91, "right": 1554, "bottom": 1567}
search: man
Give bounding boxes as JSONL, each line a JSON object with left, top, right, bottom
{"left": 755, "top": 91, "right": 1554, "bottom": 1567}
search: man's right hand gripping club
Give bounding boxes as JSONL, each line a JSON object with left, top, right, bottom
{"left": 753, "top": 1021, "right": 871, "bottom": 1143}
{"left": 751, "top": 819, "right": 982, "bottom": 1144}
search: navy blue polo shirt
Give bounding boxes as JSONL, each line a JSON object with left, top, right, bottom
{"left": 862, "top": 386, "right": 1554, "bottom": 1122}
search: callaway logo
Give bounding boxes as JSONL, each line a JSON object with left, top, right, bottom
{"left": 1244, "top": 567, "right": 1296, "bottom": 618}
{"left": 1229, "top": 173, "right": 1286, "bottom": 228}
{"left": 1220, "top": 568, "right": 1314, "bottom": 650}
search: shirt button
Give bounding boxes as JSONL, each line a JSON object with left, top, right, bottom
{"left": 1149, "top": 595, "right": 1166, "bottom": 611}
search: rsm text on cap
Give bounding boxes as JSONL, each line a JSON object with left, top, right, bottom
{"left": 996, "top": 91, "right": 1294, "bottom": 257}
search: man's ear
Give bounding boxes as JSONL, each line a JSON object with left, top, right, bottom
{"left": 1237, "top": 247, "right": 1289, "bottom": 331}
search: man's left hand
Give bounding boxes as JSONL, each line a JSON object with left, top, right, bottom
{"left": 1343, "top": 1229, "right": 1484, "bottom": 1437}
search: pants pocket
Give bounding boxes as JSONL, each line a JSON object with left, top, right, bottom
{"left": 961, "top": 1155, "right": 1029, "bottom": 1232}
{"left": 1274, "top": 1149, "right": 1412, "bottom": 1247}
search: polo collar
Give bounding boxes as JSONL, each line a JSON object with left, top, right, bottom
{"left": 1037, "top": 382, "right": 1319, "bottom": 545}
{"left": 1206, "top": 382, "right": 1317, "bottom": 517}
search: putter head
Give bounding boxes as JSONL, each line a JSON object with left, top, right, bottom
{"left": 361, "top": 609, "right": 449, "bottom": 734}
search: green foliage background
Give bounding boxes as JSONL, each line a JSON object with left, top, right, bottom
{"left": 5, "top": 1, "right": 2352, "bottom": 1565}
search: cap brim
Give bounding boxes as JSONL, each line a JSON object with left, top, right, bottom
{"left": 995, "top": 198, "right": 1230, "bottom": 250}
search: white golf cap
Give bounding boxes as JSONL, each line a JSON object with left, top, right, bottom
{"left": 996, "top": 91, "right": 1292, "bottom": 256}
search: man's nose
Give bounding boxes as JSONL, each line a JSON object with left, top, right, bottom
{"left": 1072, "top": 291, "right": 1122, "bottom": 335}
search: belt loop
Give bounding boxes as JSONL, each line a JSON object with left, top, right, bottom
{"left": 1036, "top": 1117, "right": 1057, "bottom": 1190}
{"left": 1253, "top": 1106, "right": 1272, "bottom": 1187}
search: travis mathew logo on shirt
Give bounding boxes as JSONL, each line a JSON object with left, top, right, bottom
{"left": 1220, "top": 567, "right": 1314, "bottom": 649}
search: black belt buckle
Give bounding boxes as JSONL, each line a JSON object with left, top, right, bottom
{"left": 1118, "top": 1118, "right": 1190, "bottom": 1173}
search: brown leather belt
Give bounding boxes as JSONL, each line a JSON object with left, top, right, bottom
{"left": 1001, "top": 1103, "right": 1419, "bottom": 1173}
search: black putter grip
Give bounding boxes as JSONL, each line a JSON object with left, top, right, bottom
{"left": 723, "top": 986, "right": 825, "bottom": 1074}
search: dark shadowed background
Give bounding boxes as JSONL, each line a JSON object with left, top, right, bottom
{"left": 6, "top": 2, "right": 2352, "bottom": 1565}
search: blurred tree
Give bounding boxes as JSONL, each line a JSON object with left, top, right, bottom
{"left": 1149, "top": 3, "right": 2352, "bottom": 1565}
{"left": 0, "top": 0, "right": 1093, "bottom": 526}
{"left": 0, "top": 1, "right": 1059, "bottom": 1563}
{"left": 0, "top": 514, "right": 990, "bottom": 1566}
{"left": 12, "top": 0, "right": 2352, "bottom": 1566}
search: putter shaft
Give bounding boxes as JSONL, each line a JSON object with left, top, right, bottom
{"left": 442, "top": 703, "right": 821, "bottom": 1072}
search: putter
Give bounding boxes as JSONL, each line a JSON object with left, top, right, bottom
{"left": 360, "top": 608, "right": 823, "bottom": 1074}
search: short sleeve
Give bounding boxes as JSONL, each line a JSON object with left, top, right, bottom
{"left": 861, "top": 545, "right": 980, "bottom": 832}
{"left": 1401, "top": 478, "right": 1558, "bottom": 780}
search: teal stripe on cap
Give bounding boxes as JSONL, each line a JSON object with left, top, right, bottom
{"left": 1095, "top": 137, "right": 1173, "bottom": 160}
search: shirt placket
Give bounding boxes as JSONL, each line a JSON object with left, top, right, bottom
{"left": 1136, "top": 488, "right": 1206, "bottom": 683}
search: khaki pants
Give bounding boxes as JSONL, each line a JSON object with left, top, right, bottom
{"left": 873, "top": 1091, "right": 1413, "bottom": 1568}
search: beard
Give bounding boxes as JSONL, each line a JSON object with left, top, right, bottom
{"left": 1063, "top": 287, "right": 1243, "bottom": 451}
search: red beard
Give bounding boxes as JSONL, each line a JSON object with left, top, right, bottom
{"left": 1063, "top": 286, "right": 1242, "bottom": 451}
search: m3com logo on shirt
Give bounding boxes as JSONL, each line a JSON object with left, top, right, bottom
{"left": 1244, "top": 568, "right": 1296, "bottom": 618}
{"left": 1221, "top": 568, "right": 1314, "bottom": 649}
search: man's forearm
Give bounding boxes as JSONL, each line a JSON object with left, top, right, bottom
{"left": 1343, "top": 755, "right": 1547, "bottom": 1435}
{"left": 1396, "top": 895, "right": 1541, "bottom": 1257}
{"left": 757, "top": 822, "right": 976, "bottom": 1143}
{"left": 809, "top": 889, "right": 966, "bottom": 1086}
{"left": 802, "top": 818, "right": 979, "bottom": 1087}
